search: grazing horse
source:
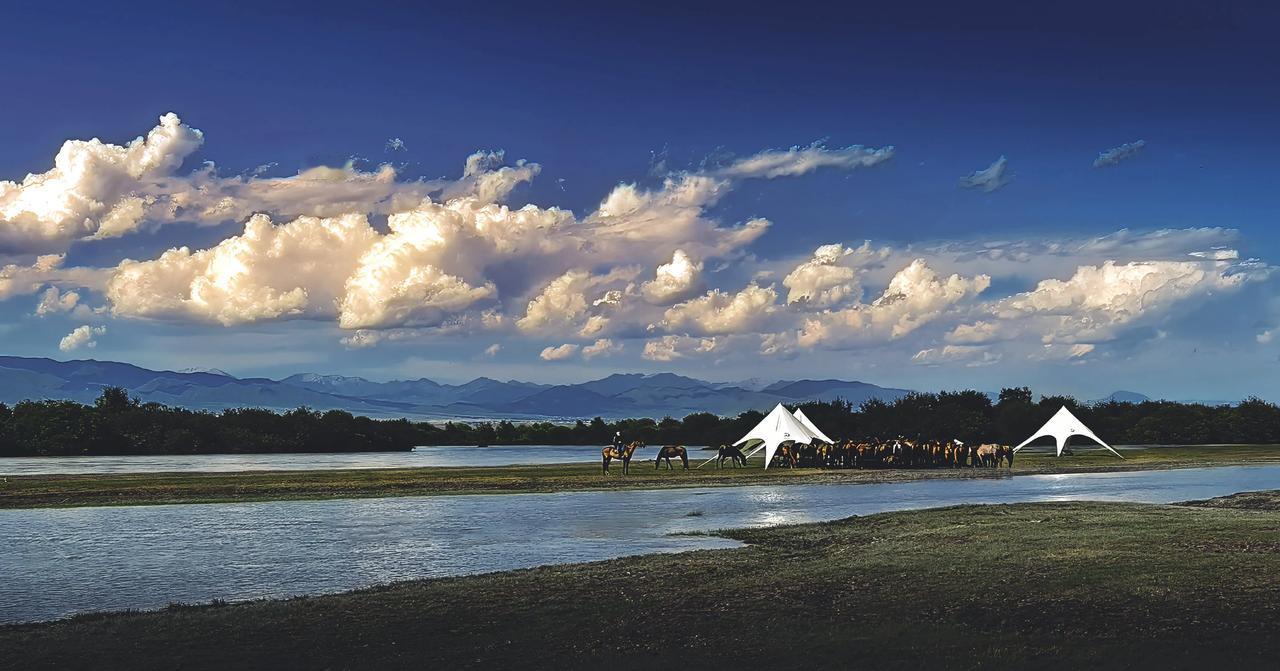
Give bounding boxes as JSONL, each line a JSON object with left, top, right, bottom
{"left": 602, "top": 440, "right": 642, "bottom": 475}
{"left": 655, "top": 445, "right": 689, "bottom": 470}
{"left": 717, "top": 444, "right": 747, "bottom": 468}
{"left": 975, "top": 443, "right": 999, "bottom": 468}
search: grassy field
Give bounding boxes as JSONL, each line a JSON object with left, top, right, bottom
{"left": 3, "top": 491, "right": 1278, "bottom": 669}
{"left": 3, "top": 444, "right": 1280, "bottom": 509}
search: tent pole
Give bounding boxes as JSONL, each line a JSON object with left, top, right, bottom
{"left": 741, "top": 445, "right": 765, "bottom": 466}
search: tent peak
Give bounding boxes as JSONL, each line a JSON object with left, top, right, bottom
{"left": 793, "top": 408, "right": 835, "bottom": 444}
{"left": 733, "top": 404, "right": 818, "bottom": 468}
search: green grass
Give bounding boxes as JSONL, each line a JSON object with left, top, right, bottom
{"left": 4, "top": 491, "right": 1279, "bottom": 670}
{"left": 4, "top": 444, "right": 1280, "bottom": 509}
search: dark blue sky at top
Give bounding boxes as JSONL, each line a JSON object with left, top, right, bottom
{"left": 5, "top": 0, "right": 1278, "bottom": 261}
{"left": 2, "top": 0, "right": 1279, "bottom": 395}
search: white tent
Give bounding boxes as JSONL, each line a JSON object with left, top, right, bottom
{"left": 734, "top": 403, "right": 818, "bottom": 468}
{"left": 1013, "top": 405, "right": 1124, "bottom": 459}
{"left": 793, "top": 408, "right": 835, "bottom": 444}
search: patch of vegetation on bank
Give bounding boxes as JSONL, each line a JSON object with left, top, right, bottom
{"left": 1182, "top": 489, "right": 1280, "bottom": 511}
{"left": 4, "top": 445, "right": 1279, "bottom": 509}
{"left": 4, "top": 494, "right": 1279, "bottom": 669}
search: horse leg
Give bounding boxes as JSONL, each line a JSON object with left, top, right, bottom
{"left": 681, "top": 454, "right": 689, "bottom": 470}
{"left": 603, "top": 456, "right": 609, "bottom": 474}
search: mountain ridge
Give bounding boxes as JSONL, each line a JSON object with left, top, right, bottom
{"left": 0, "top": 355, "right": 910, "bottom": 420}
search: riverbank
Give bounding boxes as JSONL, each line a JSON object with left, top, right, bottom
{"left": 4, "top": 491, "right": 1278, "bottom": 669}
{"left": 3, "top": 445, "right": 1279, "bottom": 509}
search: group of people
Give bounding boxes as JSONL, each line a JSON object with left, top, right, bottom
{"left": 732, "top": 438, "right": 1015, "bottom": 469}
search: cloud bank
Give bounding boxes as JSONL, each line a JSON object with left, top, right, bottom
{"left": 1, "top": 114, "right": 1271, "bottom": 372}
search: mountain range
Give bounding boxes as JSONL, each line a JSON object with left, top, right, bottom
{"left": 0, "top": 356, "right": 914, "bottom": 420}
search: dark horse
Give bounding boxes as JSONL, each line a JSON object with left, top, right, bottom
{"left": 717, "top": 444, "right": 747, "bottom": 468}
{"left": 655, "top": 445, "right": 689, "bottom": 470}
{"left": 602, "top": 441, "right": 642, "bottom": 475}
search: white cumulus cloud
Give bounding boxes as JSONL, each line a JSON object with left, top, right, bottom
{"left": 640, "top": 249, "right": 702, "bottom": 305}
{"left": 1, "top": 113, "right": 203, "bottom": 251}
{"left": 995, "top": 259, "right": 1256, "bottom": 343}
{"left": 59, "top": 324, "right": 106, "bottom": 352}
{"left": 658, "top": 283, "right": 778, "bottom": 336}
{"left": 539, "top": 343, "right": 579, "bottom": 361}
{"left": 582, "top": 338, "right": 623, "bottom": 360}
{"left": 641, "top": 335, "right": 720, "bottom": 361}
{"left": 794, "top": 260, "right": 991, "bottom": 349}
{"left": 781, "top": 243, "right": 890, "bottom": 307}
{"left": 912, "top": 345, "right": 1002, "bottom": 367}
{"left": 35, "top": 286, "right": 81, "bottom": 316}
{"left": 108, "top": 213, "right": 380, "bottom": 326}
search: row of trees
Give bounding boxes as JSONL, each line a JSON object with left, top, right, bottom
{"left": 416, "top": 388, "right": 1280, "bottom": 448}
{"left": 3, "top": 387, "right": 1279, "bottom": 457}
{"left": 0, "top": 388, "right": 419, "bottom": 457}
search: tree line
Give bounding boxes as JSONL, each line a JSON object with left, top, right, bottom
{"left": 2, "top": 387, "right": 1278, "bottom": 457}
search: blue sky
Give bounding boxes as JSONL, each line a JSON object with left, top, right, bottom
{"left": 2, "top": 0, "right": 1279, "bottom": 400}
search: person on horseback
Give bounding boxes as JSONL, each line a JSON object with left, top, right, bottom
{"left": 613, "top": 431, "right": 624, "bottom": 452}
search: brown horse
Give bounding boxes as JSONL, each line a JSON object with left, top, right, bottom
{"left": 602, "top": 440, "right": 642, "bottom": 475}
{"left": 655, "top": 445, "right": 689, "bottom": 470}
{"left": 717, "top": 444, "right": 747, "bottom": 468}
{"left": 995, "top": 444, "right": 1014, "bottom": 468}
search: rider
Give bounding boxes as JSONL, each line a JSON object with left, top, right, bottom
{"left": 612, "top": 431, "right": 624, "bottom": 453}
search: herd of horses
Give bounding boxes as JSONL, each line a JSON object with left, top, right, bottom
{"left": 601, "top": 438, "right": 1015, "bottom": 474}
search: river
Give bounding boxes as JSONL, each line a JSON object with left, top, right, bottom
{"left": 0, "top": 443, "right": 1176, "bottom": 475}
{"left": 2, "top": 464, "right": 1277, "bottom": 624}
{"left": 0, "top": 445, "right": 710, "bottom": 475}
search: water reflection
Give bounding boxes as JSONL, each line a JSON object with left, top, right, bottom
{"left": 1, "top": 465, "right": 1276, "bottom": 624}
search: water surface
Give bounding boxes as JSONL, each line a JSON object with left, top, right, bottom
{"left": 2, "top": 465, "right": 1276, "bottom": 624}
{"left": 0, "top": 445, "right": 687, "bottom": 475}
{"left": 0, "top": 443, "right": 1178, "bottom": 476}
